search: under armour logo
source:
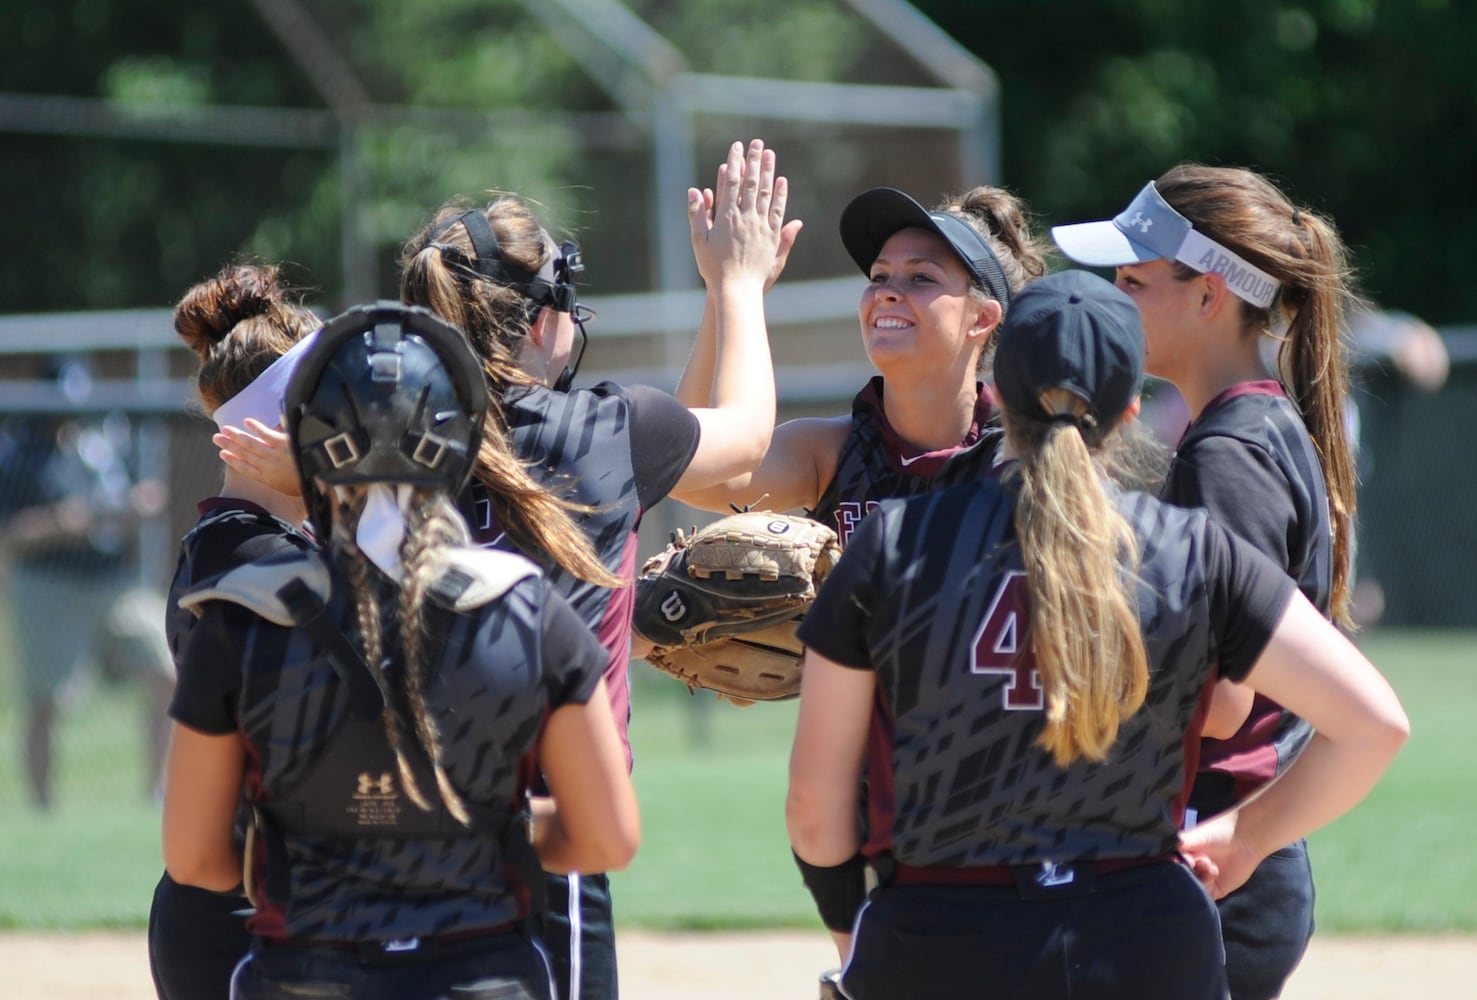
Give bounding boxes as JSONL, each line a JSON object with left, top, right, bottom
{"left": 660, "top": 591, "right": 687, "bottom": 622}
{"left": 382, "top": 937, "right": 420, "bottom": 953}
{"left": 1127, "top": 212, "right": 1153, "bottom": 234}
{"left": 357, "top": 772, "right": 395, "bottom": 797}
{"left": 1036, "top": 861, "right": 1076, "bottom": 888}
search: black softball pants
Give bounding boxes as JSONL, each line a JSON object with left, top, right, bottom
{"left": 838, "top": 861, "right": 1228, "bottom": 1000}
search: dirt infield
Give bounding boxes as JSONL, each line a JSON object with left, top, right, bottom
{"left": 4, "top": 929, "right": 1474, "bottom": 998}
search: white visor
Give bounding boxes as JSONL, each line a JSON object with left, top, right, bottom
{"left": 1052, "top": 182, "right": 1281, "bottom": 309}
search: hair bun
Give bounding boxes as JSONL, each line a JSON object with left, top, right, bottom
{"left": 173, "top": 264, "right": 285, "bottom": 358}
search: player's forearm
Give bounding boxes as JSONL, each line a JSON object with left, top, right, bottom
{"left": 164, "top": 844, "right": 243, "bottom": 893}
{"left": 673, "top": 289, "right": 720, "bottom": 409}
{"left": 1201, "top": 679, "right": 1255, "bottom": 740}
{"left": 708, "top": 277, "right": 776, "bottom": 432}
{"left": 530, "top": 798, "right": 636, "bottom": 875}
{"left": 527, "top": 795, "right": 575, "bottom": 873}
{"left": 1226, "top": 724, "right": 1406, "bottom": 862}
{"left": 786, "top": 784, "right": 860, "bottom": 866}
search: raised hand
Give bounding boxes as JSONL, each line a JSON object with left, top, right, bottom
{"left": 691, "top": 187, "right": 803, "bottom": 292}
{"left": 213, "top": 418, "right": 302, "bottom": 497}
{"left": 687, "top": 139, "right": 794, "bottom": 289}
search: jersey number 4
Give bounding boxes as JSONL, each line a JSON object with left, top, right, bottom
{"left": 970, "top": 570, "right": 1043, "bottom": 710}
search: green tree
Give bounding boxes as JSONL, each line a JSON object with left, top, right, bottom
{"left": 0, "top": 0, "right": 863, "bottom": 313}
{"left": 915, "top": 0, "right": 1477, "bottom": 322}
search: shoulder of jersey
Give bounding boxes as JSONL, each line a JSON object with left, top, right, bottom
{"left": 176, "top": 549, "right": 331, "bottom": 626}
{"left": 176, "top": 546, "right": 541, "bottom": 625}
{"left": 425, "top": 547, "right": 542, "bottom": 610}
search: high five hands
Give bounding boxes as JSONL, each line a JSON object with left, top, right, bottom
{"left": 688, "top": 139, "right": 803, "bottom": 292}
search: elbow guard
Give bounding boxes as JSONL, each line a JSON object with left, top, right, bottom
{"left": 793, "top": 850, "right": 869, "bottom": 931}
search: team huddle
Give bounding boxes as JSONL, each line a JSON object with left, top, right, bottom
{"left": 151, "top": 140, "right": 1407, "bottom": 1000}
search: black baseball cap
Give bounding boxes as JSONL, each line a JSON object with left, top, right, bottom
{"left": 839, "top": 187, "right": 1012, "bottom": 307}
{"left": 992, "top": 270, "right": 1144, "bottom": 425}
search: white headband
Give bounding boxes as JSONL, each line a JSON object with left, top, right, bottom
{"left": 212, "top": 328, "right": 321, "bottom": 430}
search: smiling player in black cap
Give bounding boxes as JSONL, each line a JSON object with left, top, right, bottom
{"left": 672, "top": 183, "right": 1052, "bottom": 540}
{"left": 785, "top": 269, "right": 1407, "bottom": 1000}
{"left": 673, "top": 183, "right": 1049, "bottom": 999}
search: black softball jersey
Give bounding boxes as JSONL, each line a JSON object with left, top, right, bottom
{"left": 797, "top": 480, "right": 1295, "bottom": 868}
{"left": 808, "top": 376, "right": 1004, "bottom": 547}
{"left": 1165, "top": 381, "right": 1331, "bottom": 809}
{"left": 466, "top": 381, "right": 700, "bottom": 768}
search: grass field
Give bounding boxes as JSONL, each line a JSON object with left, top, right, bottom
{"left": 0, "top": 629, "right": 1472, "bottom": 933}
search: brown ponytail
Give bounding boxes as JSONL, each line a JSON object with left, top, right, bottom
{"left": 401, "top": 196, "right": 618, "bottom": 589}
{"left": 1159, "top": 165, "right": 1361, "bottom": 628}
{"left": 941, "top": 186, "right": 1054, "bottom": 371}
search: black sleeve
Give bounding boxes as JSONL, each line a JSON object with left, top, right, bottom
{"left": 623, "top": 383, "right": 702, "bottom": 511}
{"left": 1165, "top": 435, "right": 1296, "bottom": 569}
{"left": 1202, "top": 519, "right": 1299, "bottom": 683}
{"left": 795, "top": 507, "right": 885, "bottom": 670}
{"left": 539, "top": 586, "right": 607, "bottom": 707}
{"left": 169, "top": 602, "right": 257, "bottom": 734}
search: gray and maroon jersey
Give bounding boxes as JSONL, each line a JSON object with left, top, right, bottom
{"left": 798, "top": 481, "right": 1294, "bottom": 868}
{"left": 809, "top": 376, "right": 1003, "bottom": 548}
{"left": 466, "top": 381, "right": 699, "bottom": 768}
{"left": 1165, "top": 381, "right": 1330, "bottom": 809}
{"left": 170, "top": 553, "right": 604, "bottom": 943}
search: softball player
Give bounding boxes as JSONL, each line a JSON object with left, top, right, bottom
{"left": 785, "top": 270, "right": 1407, "bottom": 1000}
{"left": 148, "top": 263, "right": 321, "bottom": 1000}
{"left": 671, "top": 184, "right": 1052, "bottom": 535}
{"left": 395, "top": 138, "right": 789, "bottom": 1000}
{"left": 162, "top": 303, "right": 638, "bottom": 1000}
{"left": 1053, "top": 165, "right": 1362, "bottom": 998}
{"left": 673, "top": 183, "right": 1054, "bottom": 996}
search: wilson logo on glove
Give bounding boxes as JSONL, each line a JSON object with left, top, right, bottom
{"left": 660, "top": 591, "right": 688, "bottom": 622}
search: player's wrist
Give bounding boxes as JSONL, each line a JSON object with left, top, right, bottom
{"left": 793, "top": 849, "right": 868, "bottom": 932}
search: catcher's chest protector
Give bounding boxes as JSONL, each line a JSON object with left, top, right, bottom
{"left": 179, "top": 547, "right": 541, "bottom": 841}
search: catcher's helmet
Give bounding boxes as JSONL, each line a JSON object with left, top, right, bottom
{"left": 284, "top": 301, "right": 487, "bottom": 539}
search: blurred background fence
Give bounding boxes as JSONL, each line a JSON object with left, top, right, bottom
{"left": 1, "top": 311, "right": 1474, "bottom": 811}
